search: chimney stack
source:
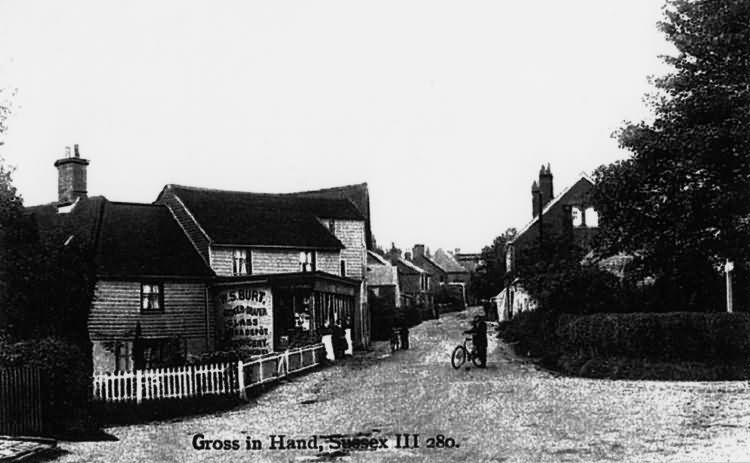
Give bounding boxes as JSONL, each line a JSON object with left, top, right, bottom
{"left": 404, "top": 251, "right": 412, "bottom": 261}
{"left": 538, "top": 163, "right": 553, "bottom": 210}
{"left": 413, "top": 244, "right": 425, "bottom": 260}
{"left": 54, "top": 144, "right": 89, "bottom": 206}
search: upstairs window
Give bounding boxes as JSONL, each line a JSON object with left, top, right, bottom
{"left": 299, "top": 251, "right": 316, "bottom": 272}
{"left": 340, "top": 259, "right": 347, "bottom": 277}
{"left": 585, "top": 207, "right": 599, "bottom": 227}
{"left": 571, "top": 207, "right": 583, "bottom": 227}
{"left": 141, "top": 283, "right": 163, "bottom": 312}
{"left": 232, "top": 249, "right": 249, "bottom": 276}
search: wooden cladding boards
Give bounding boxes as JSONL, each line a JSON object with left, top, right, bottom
{"left": 89, "top": 280, "right": 212, "bottom": 342}
{"left": 211, "top": 247, "right": 341, "bottom": 276}
{"left": 156, "top": 190, "right": 211, "bottom": 263}
{"left": 335, "top": 220, "right": 366, "bottom": 281}
{"left": 316, "top": 251, "right": 340, "bottom": 275}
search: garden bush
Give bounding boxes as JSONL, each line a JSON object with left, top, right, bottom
{"left": 0, "top": 336, "right": 94, "bottom": 434}
{"left": 557, "top": 312, "right": 750, "bottom": 362}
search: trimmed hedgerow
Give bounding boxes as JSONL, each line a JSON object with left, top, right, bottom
{"left": 557, "top": 312, "right": 750, "bottom": 362}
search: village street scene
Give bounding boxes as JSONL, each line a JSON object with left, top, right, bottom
{"left": 3, "top": 0, "right": 750, "bottom": 462}
{"left": 54, "top": 308, "right": 750, "bottom": 463}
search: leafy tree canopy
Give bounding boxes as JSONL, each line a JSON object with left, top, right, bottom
{"left": 592, "top": 0, "right": 750, "bottom": 279}
{"left": 470, "top": 228, "right": 516, "bottom": 300}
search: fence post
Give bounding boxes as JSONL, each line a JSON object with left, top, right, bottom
{"left": 237, "top": 360, "right": 246, "bottom": 400}
{"left": 136, "top": 369, "right": 142, "bottom": 404}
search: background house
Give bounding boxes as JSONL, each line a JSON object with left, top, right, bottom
{"left": 410, "top": 244, "right": 469, "bottom": 309}
{"left": 506, "top": 165, "right": 598, "bottom": 274}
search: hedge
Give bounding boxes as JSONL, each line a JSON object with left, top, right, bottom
{"left": 557, "top": 312, "right": 750, "bottom": 362}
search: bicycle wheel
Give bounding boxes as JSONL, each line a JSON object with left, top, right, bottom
{"left": 451, "top": 345, "right": 467, "bottom": 369}
{"left": 471, "top": 349, "right": 483, "bottom": 368}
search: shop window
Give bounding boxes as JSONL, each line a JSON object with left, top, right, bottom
{"left": 299, "top": 251, "right": 316, "bottom": 272}
{"left": 585, "top": 207, "right": 599, "bottom": 227}
{"left": 232, "top": 249, "right": 249, "bottom": 275}
{"left": 141, "top": 283, "right": 163, "bottom": 312}
{"left": 340, "top": 259, "right": 346, "bottom": 277}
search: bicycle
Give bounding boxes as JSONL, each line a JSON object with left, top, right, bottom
{"left": 451, "top": 336, "right": 483, "bottom": 369}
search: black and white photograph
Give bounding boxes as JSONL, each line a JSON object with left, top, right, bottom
{"left": 1, "top": 0, "right": 750, "bottom": 461}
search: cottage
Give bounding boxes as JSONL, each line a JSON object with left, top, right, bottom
{"left": 390, "top": 254, "right": 434, "bottom": 318}
{"left": 27, "top": 147, "right": 371, "bottom": 373}
{"left": 410, "top": 245, "right": 470, "bottom": 308}
{"left": 366, "top": 251, "right": 400, "bottom": 307}
{"left": 29, "top": 149, "right": 215, "bottom": 373}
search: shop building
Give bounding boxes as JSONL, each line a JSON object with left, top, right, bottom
{"left": 27, "top": 148, "right": 371, "bottom": 373}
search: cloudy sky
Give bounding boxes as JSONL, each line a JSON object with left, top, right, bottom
{"left": 0, "top": 1, "right": 674, "bottom": 252}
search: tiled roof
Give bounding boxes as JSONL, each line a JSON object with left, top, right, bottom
{"left": 27, "top": 197, "right": 213, "bottom": 278}
{"left": 432, "top": 248, "right": 470, "bottom": 273}
{"left": 393, "top": 257, "right": 426, "bottom": 274}
{"left": 510, "top": 173, "right": 595, "bottom": 245}
{"left": 288, "top": 183, "right": 372, "bottom": 249}
{"left": 161, "top": 185, "right": 360, "bottom": 249}
{"left": 96, "top": 202, "right": 214, "bottom": 277}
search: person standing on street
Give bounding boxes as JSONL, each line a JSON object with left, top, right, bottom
{"left": 463, "top": 315, "right": 487, "bottom": 368}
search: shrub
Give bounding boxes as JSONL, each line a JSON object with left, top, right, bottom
{"left": 0, "top": 337, "right": 93, "bottom": 434}
{"left": 497, "top": 310, "right": 568, "bottom": 362}
{"left": 557, "top": 312, "right": 750, "bottom": 362}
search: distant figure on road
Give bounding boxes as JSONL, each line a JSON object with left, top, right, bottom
{"left": 399, "top": 317, "right": 410, "bottom": 350}
{"left": 332, "top": 319, "right": 348, "bottom": 359}
{"left": 463, "top": 315, "right": 487, "bottom": 368}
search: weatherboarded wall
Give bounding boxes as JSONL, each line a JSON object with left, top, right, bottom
{"left": 211, "top": 247, "right": 341, "bottom": 276}
{"left": 89, "top": 280, "right": 212, "bottom": 372}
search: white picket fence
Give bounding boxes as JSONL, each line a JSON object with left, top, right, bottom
{"left": 92, "top": 343, "right": 326, "bottom": 404}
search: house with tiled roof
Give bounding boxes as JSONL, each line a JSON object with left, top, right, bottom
{"left": 28, "top": 147, "right": 371, "bottom": 373}
{"left": 505, "top": 165, "right": 598, "bottom": 274}
{"left": 410, "top": 245, "right": 469, "bottom": 309}
{"left": 389, "top": 253, "right": 436, "bottom": 319}
{"left": 155, "top": 184, "right": 370, "bottom": 351}
{"left": 497, "top": 164, "right": 599, "bottom": 321}
{"left": 28, "top": 150, "right": 216, "bottom": 373}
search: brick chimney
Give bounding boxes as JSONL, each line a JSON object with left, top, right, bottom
{"left": 413, "top": 244, "right": 425, "bottom": 260}
{"left": 54, "top": 144, "right": 89, "bottom": 206}
{"left": 539, "top": 163, "right": 553, "bottom": 210}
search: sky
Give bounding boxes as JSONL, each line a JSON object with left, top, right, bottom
{"left": 0, "top": 0, "right": 675, "bottom": 253}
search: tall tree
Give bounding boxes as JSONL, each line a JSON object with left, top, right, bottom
{"left": 470, "top": 228, "right": 517, "bottom": 300}
{"left": 591, "top": 0, "right": 750, "bottom": 310}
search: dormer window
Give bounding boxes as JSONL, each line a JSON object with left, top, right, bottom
{"left": 299, "top": 251, "right": 315, "bottom": 272}
{"left": 327, "top": 219, "right": 336, "bottom": 234}
{"left": 232, "top": 249, "right": 249, "bottom": 275}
